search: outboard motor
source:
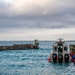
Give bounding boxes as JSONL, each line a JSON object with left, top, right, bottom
{"left": 64, "top": 54, "right": 69, "bottom": 62}
{"left": 58, "top": 54, "right": 63, "bottom": 63}
{"left": 52, "top": 53, "right": 57, "bottom": 62}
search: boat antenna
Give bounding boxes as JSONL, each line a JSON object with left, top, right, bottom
{"left": 57, "top": 37, "right": 64, "bottom": 41}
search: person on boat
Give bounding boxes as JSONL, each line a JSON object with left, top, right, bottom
{"left": 70, "top": 49, "right": 75, "bottom": 62}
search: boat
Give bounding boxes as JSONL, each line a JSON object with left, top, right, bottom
{"left": 48, "top": 38, "right": 70, "bottom": 63}
{"left": 69, "top": 44, "right": 75, "bottom": 65}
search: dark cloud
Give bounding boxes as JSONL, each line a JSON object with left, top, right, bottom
{"left": 0, "top": 0, "right": 75, "bottom": 31}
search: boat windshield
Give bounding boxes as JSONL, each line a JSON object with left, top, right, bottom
{"left": 58, "top": 46, "right": 62, "bottom": 53}
{"left": 53, "top": 46, "right": 57, "bottom": 52}
{"left": 64, "top": 46, "right": 67, "bottom": 51}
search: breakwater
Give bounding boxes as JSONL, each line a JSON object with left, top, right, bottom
{"left": 0, "top": 40, "right": 39, "bottom": 50}
{"left": 0, "top": 44, "right": 38, "bottom": 50}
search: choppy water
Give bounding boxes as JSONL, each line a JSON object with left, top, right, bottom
{"left": 0, "top": 41, "right": 75, "bottom": 75}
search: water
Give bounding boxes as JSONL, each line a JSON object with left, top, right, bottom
{"left": 0, "top": 41, "right": 75, "bottom": 75}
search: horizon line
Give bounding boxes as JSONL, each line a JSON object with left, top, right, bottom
{"left": 0, "top": 40, "right": 75, "bottom": 41}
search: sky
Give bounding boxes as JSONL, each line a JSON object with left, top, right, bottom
{"left": 0, "top": 0, "right": 75, "bottom": 41}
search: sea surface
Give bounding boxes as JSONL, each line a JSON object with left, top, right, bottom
{"left": 0, "top": 41, "right": 75, "bottom": 75}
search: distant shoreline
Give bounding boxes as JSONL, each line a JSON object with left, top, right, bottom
{"left": 0, "top": 40, "right": 75, "bottom": 42}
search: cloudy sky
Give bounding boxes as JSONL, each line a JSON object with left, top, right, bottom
{"left": 0, "top": 0, "right": 75, "bottom": 40}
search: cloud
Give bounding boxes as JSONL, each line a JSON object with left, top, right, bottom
{"left": 8, "top": 0, "right": 56, "bottom": 16}
{"left": 4, "top": 0, "right": 75, "bottom": 16}
{"left": 0, "top": 0, "right": 74, "bottom": 16}
{"left": 0, "top": 28, "right": 75, "bottom": 40}
{"left": 0, "top": 0, "right": 75, "bottom": 40}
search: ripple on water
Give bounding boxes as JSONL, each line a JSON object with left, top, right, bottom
{"left": 0, "top": 41, "right": 75, "bottom": 75}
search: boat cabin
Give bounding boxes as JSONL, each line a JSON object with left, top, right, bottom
{"left": 53, "top": 39, "right": 68, "bottom": 55}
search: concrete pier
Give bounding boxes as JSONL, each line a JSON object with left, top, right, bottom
{"left": 0, "top": 40, "right": 39, "bottom": 50}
